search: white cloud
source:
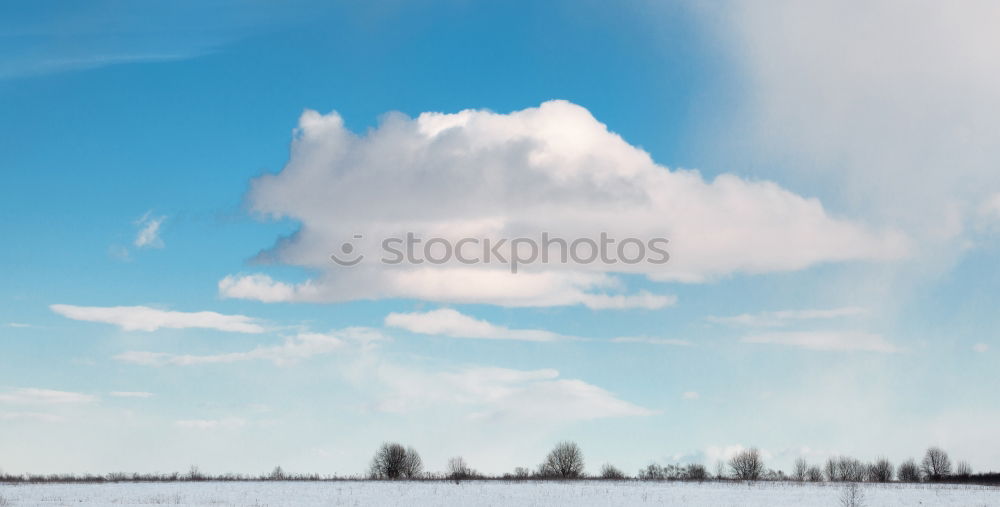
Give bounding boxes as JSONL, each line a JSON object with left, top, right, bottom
{"left": 699, "top": 1, "right": 1000, "bottom": 242}
{"left": 0, "top": 411, "right": 65, "bottom": 423}
{"left": 6, "top": 322, "right": 31, "bottom": 328}
{"left": 973, "top": 343, "right": 990, "bottom": 353}
{"left": 742, "top": 331, "right": 899, "bottom": 353}
{"left": 50, "top": 304, "right": 265, "bottom": 333}
{"left": 385, "top": 308, "right": 566, "bottom": 342}
{"left": 611, "top": 336, "right": 692, "bottom": 346}
{"left": 373, "top": 364, "right": 655, "bottom": 423}
{"left": 175, "top": 418, "right": 247, "bottom": 430}
{"left": 109, "top": 391, "right": 154, "bottom": 398}
{"left": 114, "top": 328, "right": 380, "bottom": 367}
{"left": 709, "top": 307, "right": 867, "bottom": 327}
{"left": 134, "top": 211, "right": 165, "bottom": 249}
{"left": 220, "top": 101, "right": 905, "bottom": 308}
{"left": 682, "top": 391, "right": 700, "bottom": 400}
{"left": 0, "top": 388, "right": 97, "bottom": 405}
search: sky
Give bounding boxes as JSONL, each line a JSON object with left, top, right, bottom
{"left": 1, "top": 0, "right": 999, "bottom": 476}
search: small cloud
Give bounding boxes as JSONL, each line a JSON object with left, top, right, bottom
{"left": 6, "top": 322, "right": 31, "bottom": 328}
{"left": 110, "top": 391, "right": 154, "bottom": 398}
{"left": 611, "top": 336, "right": 692, "bottom": 346}
{"left": 742, "top": 331, "right": 899, "bottom": 353}
{"left": 175, "top": 418, "right": 246, "bottom": 430}
{"left": 134, "top": 211, "right": 166, "bottom": 249}
{"left": 0, "top": 411, "right": 65, "bottom": 423}
{"left": 51, "top": 304, "right": 265, "bottom": 333}
{"left": 973, "top": 343, "right": 990, "bottom": 353}
{"left": 385, "top": 308, "right": 566, "bottom": 342}
{"left": 682, "top": 391, "right": 700, "bottom": 400}
{"left": 709, "top": 307, "right": 867, "bottom": 327}
{"left": 0, "top": 387, "right": 98, "bottom": 405}
{"left": 115, "top": 328, "right": 381, "bottom": 367}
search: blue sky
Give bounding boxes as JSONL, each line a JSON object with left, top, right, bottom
{"left": 2, "top": 0, "right": 999, "bottom": 476}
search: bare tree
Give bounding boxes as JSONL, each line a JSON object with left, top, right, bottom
{"left": 728, "top": 448, "right": 764, "bottom": 481}
{"left": 920, "top": 447, "right": 951, "bottom": 481}
{"left": 714, "top": 460, "right": 727, "bottom": 480}
{"left": 539, "top": 441, "right": 585, "bottom": 478}
{"left": 836, "top": 457, "right": 866, "bottom": 482}
{"left": 825, "top": 457, "right": 839, "bottom": 482}
{"left": 639, "top": 463, "right": 665, "bottom": 480}
{"left": 369, "top": 442, "right": 423, "bottom": 479}
{"left": 897, "top": 458, "right": 921, "bottom": 482}
{"left": 806, "top": 466, "right": 824, "bottom": 482}
{"left": 512, "top": 467, "right": 531, "bottom": 479}
{"left": 600, "top": 464, "right": 626, "bottom": 480}
{"left": 683, "top": 464, "right": 708, "bottom": 481}
{"left": 402, "top": 446, "right": 423, "bottom": 479}
{"left": 268, "top": 466, "right": 286, "bottom": 480}
{"left": 867, "top": 458, "right": 893, "bottom": 482}
{"left": 446, "top": 456, "right": 474, "bottom": 480}
{"left": 792, "top": 458, "right": 809, "bottom": 481}
{"left": 955, "top": 460, "right": 972, "bottom": 477}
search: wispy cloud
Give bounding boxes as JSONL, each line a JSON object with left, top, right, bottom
{"left": 115, "top": 328, "right": 382, "bottom": 367}
{"left": 109, "top": 391, "right": 154, "bottom": 399}
{"left": 373, "top": 364, "right": 656, "bottom": 423}
{"left": 709, "top": 307, "right": 867, "bottom": 327}
{"left": 973, "top": 343, "right": 990, "bottom": 353}
{"left": 50, "top": 304, "right": 265, "bottom": 333}
{"left": 681, "top": 391, "right": 700, "bottom": 400}
{"left": 611, "top": 336, "right": 692, "bottom": 346}
{"left": 0, "top": 411, "right": 65, "bottom": 423}
{"left": 134, "top": 211, "right": 166, "bottom": 249}
{"left": 385, "top": 308, "right": 568, "bottom": 342}
{"left": 175, "top": 418, "right": 247, "bottom": 430}
{"left": 0, "top": 387, "right": 97, "bottom": 405}
{"left": 6, "top": 322, "right": 32, "bottom": 328}
{"left": 741, "top": 331, "right": 899, "bottom": 353}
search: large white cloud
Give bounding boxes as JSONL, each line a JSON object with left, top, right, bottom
{"left": 220, "top": 101, "right": 905, "bottom": 308}
{"left": 698, "top": 0, "right": 1000, "bottom": 242}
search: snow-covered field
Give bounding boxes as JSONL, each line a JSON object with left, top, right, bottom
{"left": 1, "top": 480, "right": 997, "bottom": 507}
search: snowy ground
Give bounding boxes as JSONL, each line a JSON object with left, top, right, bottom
{"left": 1, "top": 480, "right": 998, "bottom": 506}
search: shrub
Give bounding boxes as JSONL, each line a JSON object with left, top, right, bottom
{"left": 599, "top": 464, "right": 626, "bottom": 480}
{"left": 897, "top": 459, "right": 921, "bottom": 482}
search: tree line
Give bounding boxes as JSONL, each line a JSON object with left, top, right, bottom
{"left": 2, "top": 442, "right": 996, "bottom": 484}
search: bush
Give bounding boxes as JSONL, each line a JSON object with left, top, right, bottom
{"left": 599, "top": 464, "right": 626, "bottom": 480}
{"left": 368, "top": 442, "right": 423, "bottom": 479}
{"left": 898, "top": 459, "right": 921, "bottom": 482}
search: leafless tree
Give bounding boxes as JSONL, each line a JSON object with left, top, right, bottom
{"left": 921, "top": 447, "right": 952, "bottom": 481}
{"left": 268, "top": 466, "right": 286, "bottom": 480}
{"left": 714, "top": 460, "right": 727, "bottom": 480}
{"left": 539, "top": 441, "right": 585, "bottom": 478}
{"left": 683, "top": 464, "right": 708, "bottom": 481}
{"left": 512, "top": 467, "right": 531, "bottom": 479}
{"left": 369, "top": 442, "right": 423, "bottom": 479}
{"left": 792, "top": 458, "right": 809, "bottom": 481}
{"left": 955, "top": 460, "right": 972, "bottom": 477}
{"left": 837, "top": 457, "right": 866, "bottom": 482}
{"left": 728, "top": 448, "right": 764, "bottom": 481}
{"left": 897, "top": 458, "right": 921, "bottom": 482}
{"left": 446, "top": 456, "right": 474, "bottom": 480}
{"left": 806, "top": 466, "right": 824, "bottom": 482}
{"left": 867, "top": 458, "right": 893, "bottom": 482}
{"left": 600, "top": 464, "right": 626, "bottom": 479}
{"left": 825, "top": 457, "right": 839, "bottom": 482}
